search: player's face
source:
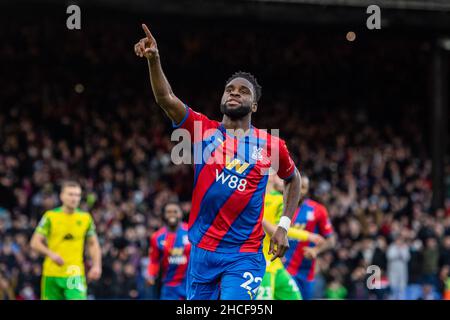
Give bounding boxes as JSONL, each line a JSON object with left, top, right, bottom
{"left": 60, "top": 186, "right": 82, "bottom": 210}
{"left": 164, "top": 204, "right": 182, "bottom": 227}
{"left": 268, "top": 174, "right": 284, "bottom": 193}
{"left": 220, "top": 77, "right": 257, "bottom": 119}
{"left": 300, "top": 176, "right": 310, "bottom": 197}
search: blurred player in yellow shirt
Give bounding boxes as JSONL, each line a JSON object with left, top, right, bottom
{"left": 30, "top": 181, "right": 102, "bottom": 300}
{"left": 257, "top": 174, "right": 324, "bottom": 300}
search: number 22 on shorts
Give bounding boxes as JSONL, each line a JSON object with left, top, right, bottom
{"left": 240, "top": 271, "right": 262, "bottom": 299}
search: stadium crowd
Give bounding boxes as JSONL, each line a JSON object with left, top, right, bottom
{"left": 1, "top": 9, "right": 450, "bottom": 300}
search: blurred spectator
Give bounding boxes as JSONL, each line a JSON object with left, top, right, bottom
{"left": 325, "top": 277, "right": 347, "bottom": 300}
{"left": 16, "top": 284, "right": 38, "bottom": 300}
{"left": 438, "top": 265, "right": 450, "bottom": 300}
{"left": 418, "top": 283, "right": 440, "bottom": 300}
{"left": 387, "top": 236, "right": 410, "bottom": 299}
{"left": 0, "top": 272, "right": 15, "bottom": 300}
{"left": 407, "top": 239, "right": 424, "bottom": 299}
{"left": 348, "top": 266, "right": 369, "bottom": 299}
{"left": 121, "top": 263, "right": 139, "bottom": 299}
{"left": 439, "top": 235, "right": 450, "bottom": 267}
{"left": 422, "top": 237, "right": 440, "bottom": 287}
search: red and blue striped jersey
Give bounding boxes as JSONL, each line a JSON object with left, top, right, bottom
{"left": 174, "top": 105, "right": 296, "bottom": 253}
{"left": 283, "top": 199, "right": 333, "bottom": 281}
{"left": 147, "top": 222, "right": 191, "bottom": 286}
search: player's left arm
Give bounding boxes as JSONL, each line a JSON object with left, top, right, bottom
{"left": 316, "top": 234, "right": 336, "bottom": 253}
{"left": 269, "top": 137, "right": 302, "bottom": 261}
{"left": 86, "top": 217, "right": 102, "bottom": 281}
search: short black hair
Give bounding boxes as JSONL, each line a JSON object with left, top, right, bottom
{"left": 226, "top": 71, "right": 262, "bottom": 103}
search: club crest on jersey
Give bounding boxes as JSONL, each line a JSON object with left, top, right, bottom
{"left": 251, "top": 146, "right": 263, "bottom": 161}
{"left": 306, "top": 210, "right": 314, "bottom": 221}
{"left": 182, "top": 235, "right": 189, "bottom": 246}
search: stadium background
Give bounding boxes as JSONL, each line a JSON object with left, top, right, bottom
{"left": 0, "top": 0, "right": 449, "bottom": 300}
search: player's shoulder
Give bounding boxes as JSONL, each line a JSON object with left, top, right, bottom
{"left": 254, "top": 128, "right": 290, "bottom": 158}
{"left": 75, "top": 208, "right": 91, "bottom": 215}
{"left": 180, "top": 105, "right": 221, "bottom": 140}
{"left": 307, "top": 199, "right": 328, "bottom": 214}
{"left": 74, "top": 208, "right": 93, "bottom": 219}
{"left": 42, "top": 207, "right": 62, "bottom": 218}
{"left": 253, "top": 127, "right": 285, "bottom": 143}
{"left": 186, "top": 105, "right": 220, "bottom": 125}
{"left": 152, "top": 226, "right": 167, "bottom": 239}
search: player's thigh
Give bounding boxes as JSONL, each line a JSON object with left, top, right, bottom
{"left": 41, "top": 276, "right": 65, "bottom": 300}
{"left": 274, "top": 269, "right": 302, "bottom": 300}
{"left": 220, "top": 252, "right": 266, "bottom": 300}
{"left": 256, "top": 271, "right": 275, "bottom": 300}
{"left": 64, "top": 276, "right": 87, "bottom": 300}
{"left": 187, "top": 280, "right": 220, "bottom": 300}
{"left": 186, "top": 245, "right": 221, "bottom": 300}
{"left": 186, "top": 258, "right": 220, "bottom": 300}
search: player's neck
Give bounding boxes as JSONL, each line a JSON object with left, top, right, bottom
{"left": 299, "top": 196, "right": 308, "bottom": 205}
{"left": 168, "top": 224, "right": 178, "bottom": 232}
{"left": 61, "top": 205, "right": 76, "bottom": 214}
{"left": 221, "top": 115, "right": 252, "bottom": 137}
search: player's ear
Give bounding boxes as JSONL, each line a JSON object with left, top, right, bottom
{"left": 252, "top": 102, "right": 258, "bottom": 113}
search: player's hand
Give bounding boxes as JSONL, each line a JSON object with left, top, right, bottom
{"left": 49, "top": 252, "right": 64, "bottom": 266}
{"left": 268, "top": 227, "right": 289, "bottom": 261}
{"left": 134, "top": 24, "right": 159, "bottom": 60}
{"left": 87, "top": 265, "right": 102, "bottom": 281}
{"left": 146, "top": 277, "right": 155, "bottom": 286}
{"left": 303, "top": 247, "right": 318, "bottom": 260}
{"left": 308, "top": 233, "right": 325, "bottom": 246}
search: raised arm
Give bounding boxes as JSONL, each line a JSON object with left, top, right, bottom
{"left": 134, "top": 24, "right": 186, "bottom": 124}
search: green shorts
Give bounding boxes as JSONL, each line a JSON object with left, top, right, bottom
{"left": 41, "top": 276, "right": 87, "bottom": 300}
{"left": 257, "top": 268, "right": 302, "bottom": 300}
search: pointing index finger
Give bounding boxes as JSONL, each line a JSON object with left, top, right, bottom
{"left": 271, "top": 244, "right": 280, "bottom": 261}
{"left": 142, "top": 23, "right": 155, "bottom": 40}
{"left": 271, "top": 249, "right": 280, "bottom": 262}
